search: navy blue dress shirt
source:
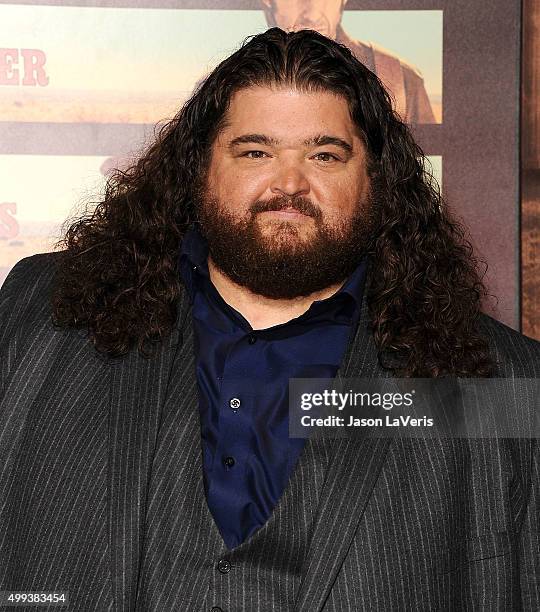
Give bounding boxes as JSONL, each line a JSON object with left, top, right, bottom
{"left": 178, "top": 224, "right": 367, "bottom": 549}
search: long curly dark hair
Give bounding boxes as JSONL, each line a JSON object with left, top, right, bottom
{"left": 51, "top": 27, "right": 495, "bottom": 377}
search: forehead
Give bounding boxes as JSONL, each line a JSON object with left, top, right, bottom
{"left": 218, "top": 85, "right": 361, "bottom": 146}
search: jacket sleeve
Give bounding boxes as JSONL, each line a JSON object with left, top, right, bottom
{"left": 518, "top": 439, "right": 540, "bottom": 610}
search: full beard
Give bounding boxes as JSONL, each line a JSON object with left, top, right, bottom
{"left": 195, "top": 190, "right": 376, "bottom": 300}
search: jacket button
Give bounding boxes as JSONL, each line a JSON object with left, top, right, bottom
{"left": 223, "top": 456, "right": 235, "bottom": 468}
{"left": 217, "top": 559, "right": 231, "bottom": 573}
{"left": 210, "top": 607, "right": 223, "bottom": 612}
{"left": 247, "top": 333, "right": 257, "bottom": 344}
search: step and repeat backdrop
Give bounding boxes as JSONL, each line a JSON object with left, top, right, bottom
{"left": 0, "top": 0, "right": 525, "bottom": 331}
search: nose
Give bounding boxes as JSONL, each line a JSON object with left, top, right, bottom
{"left": 295, "top": 3, "right": 322, "bottom": 25}
{"left": 269, "top": 162, "right": 310, "bottom": 198}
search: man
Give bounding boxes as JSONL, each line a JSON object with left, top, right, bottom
{"left": 0, "top": 28, "right": 538, "bottom": 611}
{"left": 260, "top": 0, "right": 437, "bottom": 123}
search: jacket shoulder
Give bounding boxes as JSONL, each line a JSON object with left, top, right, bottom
{"left": 477, "top": 312, "right": 540, "bottom": 377}
{"left": 369, "top": 41, "right": 424, "bottom": 79}
{"left": 0, "top": 251, "right": 63, "bottom": 345}
{"left": 336, "top": 26, "right": 425, "bottom": 80}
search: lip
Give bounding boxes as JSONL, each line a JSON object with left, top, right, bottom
{"left": 261, "top": 208, "right": 309, "bottom": 218}
{"left": 294, "top": 23, "right": 327, "bottom": 34}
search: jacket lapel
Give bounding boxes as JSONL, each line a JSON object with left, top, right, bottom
{"left": 294, "top": 277, "right": 395, "bottom": 612}
{"left": 108, "top": 288, "right": 192, "bottom": 612}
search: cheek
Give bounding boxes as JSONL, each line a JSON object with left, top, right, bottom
{"left": 331, "top": 7, "right": 342, "bottom": 26}
{"left": 224, "top": 169, "right": 269, "bottom": 204}
{"left": 315, "top": 175, "right": 360, "bottom": 211}
{"left": 213, "top": 166, "right": 268, "bottom": 208}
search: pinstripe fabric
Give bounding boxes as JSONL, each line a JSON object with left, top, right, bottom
{"left": 0, "top": 253, "right": 114, "bottom": 611}
{"left": 0, "top": 252, "right": 539, "bottom": 612}
{"left": 134, "top": 319, "right": 224, "bottom": 611}
{"left": 107, "top": 316, "right": 183, "bottom": 611}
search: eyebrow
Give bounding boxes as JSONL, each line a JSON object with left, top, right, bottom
{"left": 227, "top": 133, "right": 353, "bottom": 155}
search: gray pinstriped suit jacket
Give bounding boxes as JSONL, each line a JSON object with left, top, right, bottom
{"left": 0, "top": 252, "right": 539, "bottom": 611}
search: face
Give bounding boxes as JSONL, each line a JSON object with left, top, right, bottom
{"left": 196, "top": 85, "right": 376, "bottom": 299}
{"left": 260, "top": 0, "right": 347, "bottom": 39}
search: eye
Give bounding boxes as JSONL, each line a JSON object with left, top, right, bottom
{"left": 313, "top": 152, "right": 340, "bottom": 162}
{"left": 243, "top": 150, "right": 268, "bottom": 159}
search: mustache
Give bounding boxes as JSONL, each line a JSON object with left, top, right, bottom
{"left": 249, "top": 196, "right": 322, "bottom": 220}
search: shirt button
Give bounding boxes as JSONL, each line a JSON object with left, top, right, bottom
{"left": 247, "top": 333, "right": 257, "bottom": 345}
{"left": 217, "top": 559, "right": 231, "bottom": 573}
{"left": 229, "top": 397, "right": 241, "bottom": 410}
{"left": 223, "top": 456, "right": 235, "bottom": 468}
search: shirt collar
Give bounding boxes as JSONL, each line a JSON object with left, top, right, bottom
{"left": 178, "top": 223, "right": 367, "bottom": 316}
{"left": 179, "top": 223, "right": 210, "bottom": 273}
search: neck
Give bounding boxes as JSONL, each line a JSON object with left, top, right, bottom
{"left": 207, "top": 256, "right": 345, "bottom": 330}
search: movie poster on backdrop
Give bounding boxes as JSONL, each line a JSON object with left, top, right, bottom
{"left": 0, "top": 0, "right": 521, "bottom": 332}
